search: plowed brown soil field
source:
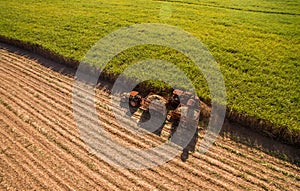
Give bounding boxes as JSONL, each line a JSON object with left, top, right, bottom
{"left": 0, "top": 43, "right": 299, "bottom": 190}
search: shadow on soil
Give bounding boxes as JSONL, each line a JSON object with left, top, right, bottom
{"left": 1, "top": 42, "right": 299, "bottom": 165}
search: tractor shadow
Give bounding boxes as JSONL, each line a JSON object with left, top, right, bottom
{"left": 168, "top": 121, "right": 199, "bottom": 162}
{"left": 138, "top": 110, "right": 165, "bottom": 136}
{"left": 120, "top": 102, "right": 139, "bottom": 117}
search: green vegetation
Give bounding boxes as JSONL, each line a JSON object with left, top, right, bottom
{"left": 0, "top": 0, "right": 299, "bottom": 132}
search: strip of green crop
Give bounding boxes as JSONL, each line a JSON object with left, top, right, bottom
{"left": 0, "top": 0, "right": 299, "bottom": 132}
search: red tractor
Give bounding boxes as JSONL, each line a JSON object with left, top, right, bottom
{"left": 168, "top": 89, "right": 197, "bottom": 109}
{"left": 120, "top": 91, "right": 142, "bottom": 108}
{"left": 170, "top": 96, "right": 200, "bottom": 122}
{"left": 120, "top": 89, "right": 201, "bottom": 161}
{"left": 120, "top": 91, "right": 168, "bottom": 113}
{"left": 168, "top": 89, "right": 200, "bottom": 122}
{"left": 168, "top": 91, "right": 200, "bottom": 162}
{"left": 120, "top": 89, "right": 201, "bottom": 122}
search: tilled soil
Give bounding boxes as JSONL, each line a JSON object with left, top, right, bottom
{"left": 0, "top": 44, "right": 299, "bottom": 190}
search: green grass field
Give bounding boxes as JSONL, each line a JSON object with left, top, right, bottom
{"left": 0, "top": 0, "right": 299, "bottom": 133}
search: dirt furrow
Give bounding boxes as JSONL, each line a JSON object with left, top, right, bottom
{"left": 2, "top": 51, "right": 150, "bottom": 126}
{"left": 0, "top": 55, "right": 237, "bottom": 190}
{"left": 0, "top": 54, "right": 278, "bottom": 190}
{"left": 186, "top": 153, "right": 264, "bottom": 190}
{"left": 1, "top": 54, "right": 176, "bottom": 151}
{"left": 0, "top": 151, "right": 45, "bottom": 190}
{"left": 0, "top": 61, "right": 148, "bottom": 151}
{"left": 0, "top": 72, "right": 213, "bottom": 190}
{"left": 0, "top": 81, "right": 278, "bottom": 191}
{"left": 0, "top": 67, "right": 253, "bottom": 191}
{"left": 204, "top": 148, "right": 297, "bottom": 190}
{"left": 0, "top": 92, "right": 150, "bottom": 190}
{"left": 0, "top": 97, "right": 124, "bottom": 190}
{"left": 0, "top": 62, "right": 195, "bottom": 190}
{"left": 219, "top": 140, "right": 300, "bottom": 176}
{"left": 145, "top": 121, "right": 298, "bottom": 190}
{"left": 211, "top": 143, "right": 300, "bottom": 188}
{"left": 0, "top": 58, "right": 150, "bottom": 147}
{"left": 194, "top": 150, "right": 281, "bottom": 190}
{"left": 157, "top": 121, "right": 299, "bottom": 190}
{"left": 3, "top": 50, "right": 299, "bottom": 176}
{"left": 186, "top": 140, "right": 299, "bottom": 190}
{"left": 2, "top": 50, "right": 110, "bottom": 97}
{"left": 0, "top": 127, "right": 50, "bottom": 190}
{"left": 156, "top": 127, "right": 294, "bottom": 190}
{"left": 1, "top": 45, "right": 299, "bottom": 190}
{"left": 0, "top": 124, "right": 69, "bottom": 190}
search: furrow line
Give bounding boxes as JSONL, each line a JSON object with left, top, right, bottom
{"left": 220, "top": 140, "right": 300, "bottom": 175}
{"left": 213, "top": 143, "right": 300, "bottom": 187}
{"left": 0, "top": 62, "right": 254, "bottom": 190}
{"left": 192, "top": 150, "right": 280, "bottom": 191}
{"left": 0, "top": 128, "right": 49, "bottom": 190}
{"left": 0, "top": 64, "right": 233, "bottom": 190}
{"left": 0, "top": 97, "right": 123, "bottom": 191}
{"left": 0, "top": 72, "right": 174, "bottom": 190}
{"left": 0, "top": 78, "right": 201, "bottom": 190}
{"left": 0, "top": 115, "right": 73, "bottom": 190}
{"left": 2, "top": 48, "right": 298, "bottom": 175}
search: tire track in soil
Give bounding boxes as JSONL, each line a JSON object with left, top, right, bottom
{"left": 0, "top": 46, "right": 299, "bottom": 190}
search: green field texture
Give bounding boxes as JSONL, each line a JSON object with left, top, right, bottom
{"left": 0, "top": 0, "right": 299, "bottom": 132}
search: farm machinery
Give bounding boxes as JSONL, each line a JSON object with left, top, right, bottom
{"left": 120, "top": 89, "right": 201, "bottom": 161}
{"left": 120, "top": 91, "right": 142, "bottom": 108}
{"left": 120, "top": 89, "right": 200, "bottom": 123}
{"left": 121, "top": 91, "right": 169, "bottom": 134}
{"left": 167, "top": 90, "right": 200, "bottom": 161}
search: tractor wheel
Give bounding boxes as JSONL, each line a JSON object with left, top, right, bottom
{"left": 129, "top": 100, "right": 138, "bottom": 107}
